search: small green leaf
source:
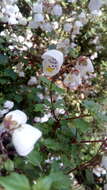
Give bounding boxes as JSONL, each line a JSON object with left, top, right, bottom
{"left": 72, "top": 119, "right": 90, "bottom": 133}
{"left": 39, "top": 76, "right": 51, "bottom": 87}
{"left": 0, "top": 173, "right": 31, "bottom": 190}
{"left": 0, "top": 54, "right": 8, "bottom": 65}
{"left": 34, "top": 104, "right": 45, "bottom": 112}
{"left": 27, "top": 150, "right": 42, "bottom": 167}
{"left": 32, "top": 177, "right": 52, "bottom": 190}
{"left": 4, "top": 159, "right": 14, "bottom": 172}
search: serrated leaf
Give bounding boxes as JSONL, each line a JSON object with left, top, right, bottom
{"left": 0, "top": 173, "right": 31, "bottom": 190}
{"left": 83, "top": 100, "right": 101, "bottom": 113}
{"left": 43, "top": 139, "right": 61, "bottom": 151}
{"left": 32, "top": 177, "right": 52, "bottom": 190}
{"left": 39, "top": 76, "right": 51, "bottom": 87}
{"left": 72, "top": 119, "right": 90, "bottom": 133}
{"left": 27, "top": 150, "right": 42, "bottom": 167}
{"left": 34, "top": 104, "right": 45, "bottom": 112}
{"left": 33, "top": 171, "right": 71, "bottom": 190}
{"left": 4, "top": 159, "right": 14, "bottom": 172}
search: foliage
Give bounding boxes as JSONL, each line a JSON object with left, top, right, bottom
{"left": 0, "top": 0, "right": 107, "bottom": 190}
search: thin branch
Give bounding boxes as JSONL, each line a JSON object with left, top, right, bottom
{"left": 71, "top": 138, "right": 107, "bottom": 144}
{"left": 63, "top": 114, "right": 91, "bottom": 121}
{"left": 49, "top": 81, "right": 59, "bottom": 121}
{"left": 66, "top": 143, "right": 104, "bottom": 174}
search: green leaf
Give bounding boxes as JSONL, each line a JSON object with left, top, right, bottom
{"left": 72, "top": 119, "right": 90, "bottom": 133}
{"left": 33, "top": 171, "right": 71, "bottom": 190}
{"left": 4, "top": 159, "right": 14, "bottom": 172}
{"left": 34, "top": 104, "right": 45, "bottom": 112}
{"left": 52, "top": 83, "right": 65, "bottom": 94}
{"left": 3, "top": 69, "right": 17, "bottom": 80}
{"left": 0, "top": 173, "right": 31, "bottom": 190}
{"left": 32, "top": 177, "right": 52, "bottom": 190}
{"left": 0, "top": 54, "right": 8, "bottom": 65}
{"left": 43, "top": 139, "right": 61, "bottom": 151}
{"left": 83, "top": 100, "right": 101, "bottom": 114}
{"left": 39, "top": 76, "right": 51, "bottom": 87}
{"left": 27, "top": 150, "right": 42, "bottom": 167}
{"left": 85, "top": 169, "right": 95, "bottom": 185}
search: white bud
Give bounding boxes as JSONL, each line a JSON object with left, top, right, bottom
{"left": 4, "top": 100, "right": 14, "bottom": 110}
{"left": 52, "top": 4, "right": 62, "bottom": 17}
{"left": 27, "top": 76, "right": 37, "bottom": 86}
{"left": 18, "top": 71, "right": 25, "bottom": 78}
{"left": 32, "top": 2, "right": 43, "bottom": 13}
{"left": 12, "top": 124, "right": 42, "bottom": 156}
{"left": 42, "top": 49, "right": 64, "bottom": 77}
{"left": 34, "top": 13, "right": 44, "bottom": 22}
{"left": 64, "top": 23, "right": 72, "bottom": 32}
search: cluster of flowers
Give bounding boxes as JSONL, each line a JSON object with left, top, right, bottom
{"left": 0, "top": 0, "right": 27, "bottom": 25}
{"left": 42, "top": 49, "right": 94, "bottom": 90}
{"left": 2, "top": 110, "right": 42, "bottom": 156}
{"left": 1, "top": 0, "right": 106, "bottom": 30}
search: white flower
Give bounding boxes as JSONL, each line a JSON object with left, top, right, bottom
{"left": 64, "top": 23, "right": 72, "bottom": 32}
{"left": 104, "top": 184, "right": 107, "bottom": 190}
{"left": 88, "top": 0, "right": 103, "bottom": 12}
{"left": 55, "top": 108, "right": 65, "bottom": 115}
{"left": 12, "top": 123, "right": 42, "bottom": 156}
{"left": 33, "top": 13, "right": 44, "bottom": 22}
{"left": 90, "top": 52, "right": 98, "bottom": 60}
{"left": 64, "top": 72, "right": 82, "bottom": 90}
{"left": 101, "top": 155, "right": 107, "bottom": 169}
{"left": 91, "top": 10, "right": 102, "bottom": 16}
{"left": 78, "top": 12, "right": 87, "bottom": 25}
{"left": 18, "top": 17, "right": 27, "bottom": 25}
{"left": 27, "top": 76, "right": 37, "bottom": 86}
{"left": 72, "top": 21, "right": 83, "bottom": 34}
{"left": 93, "top": 166, "right": 106, "bottom": 177}
{"left": 3, "top": 110, "right": 27, "bottom": 130}
{"left": 33, "top": 117, "right": 41, "bottom": 123}
{"left": 52, "top": 21, "right": 59, "bottom": 30}
{"left": 4, "top": 100, "right": 14, "bottom": 110}
{"left": 86, "top": 58, "right": 94, "bottom": 73}
{"left": 42, "top": 49, "right": 64, "bottom": 77}
{"left": 40, "top": 113, "right": 51, "bottom": 123}
{"left": 0, "top": 109, "right": 9, "bottom": 118}
{"left": 18, "top": 71, "right": 25, "bottom": 77}
{"left": 32, "top": 2, "right": 43, "bottom": 13}
{"left": 67, "top": 0, "right": 77, "bottom": 2}
{"left": 8, "top": 17, "right": 18, "bottom": 25}
{"left": 42, "top": 22, "right": 53, "bottom": 32}
{"left": 52, "top": 4, "right": 62, "bottom": 17}
{"left": 76, "top": 57, "right": 94, "bottom": 78}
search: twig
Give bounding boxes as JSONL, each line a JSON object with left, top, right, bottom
{"left": 66, "top": 142, "right": 104, "bottom": 174}
{"left": 71, "top": 138, "right": 107, "bottom": 144}
{"left": 49, "top": 81, "right": 59, "bottom": 121}
{"left": 62, "top": 114, "right": 91, "bottom": 121}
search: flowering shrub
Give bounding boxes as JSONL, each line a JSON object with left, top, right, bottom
{"left": 0, "top": 0, "right": 107, "bottom": 189}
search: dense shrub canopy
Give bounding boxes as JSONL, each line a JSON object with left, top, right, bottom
{"left": 0, "top": 0, "right": 107, "bottom": 189}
